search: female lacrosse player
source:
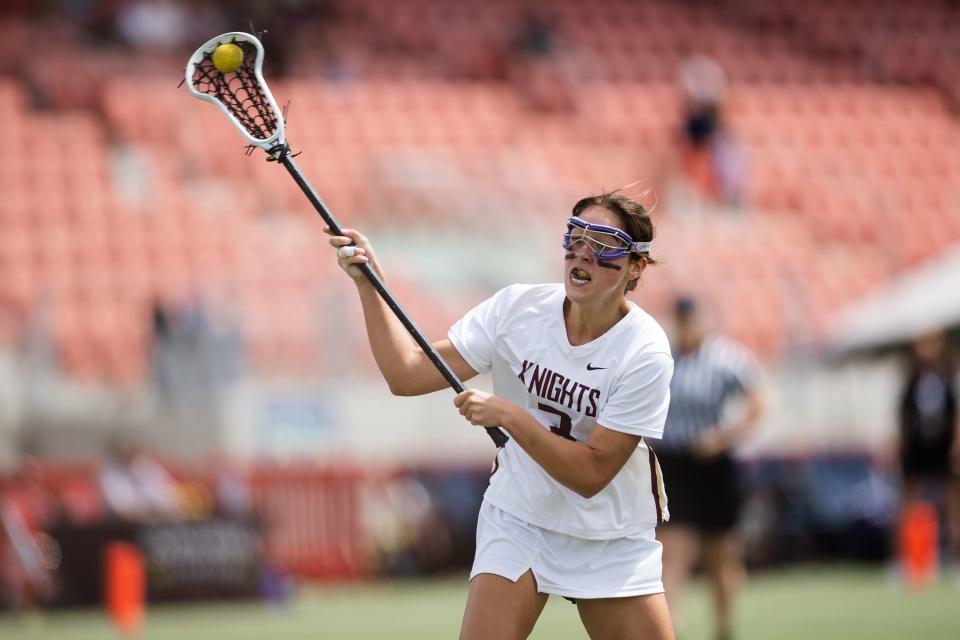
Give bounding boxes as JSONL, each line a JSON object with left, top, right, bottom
{"left": 327, "top": 192, "right": 674, "bottom": 640}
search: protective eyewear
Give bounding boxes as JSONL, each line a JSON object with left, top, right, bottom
{"left": 562, "top": 216, "right": 652, "bottom": 260}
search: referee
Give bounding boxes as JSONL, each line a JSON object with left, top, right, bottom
{"left": 656, "top": 296, "right": 764, "bottom": 640}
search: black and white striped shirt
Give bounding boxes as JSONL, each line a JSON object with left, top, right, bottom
{"left": 658, "top": 335, "right": 760, "bottom": 450}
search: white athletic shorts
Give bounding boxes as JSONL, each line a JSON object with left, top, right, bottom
{"left": 470, "top": 501, "right": 664, "bottom": 600}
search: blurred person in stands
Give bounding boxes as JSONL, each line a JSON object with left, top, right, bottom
{"left": 115, "top": 0, "right": 190, "bottom": 52}
{"left": 679, "top": 52, "right": 724, "bottom": 151}
{"left": 676, "top": 51, "right": 748, "bottom": 208}
{"left": 507, "top": 9, "right": 575, "bottom": 113}
{"left": 98, "top": 435, "right": 182, "bottom": 523}
{"left": 0, "top": 456, "right": 61, "bottom": 611}
{"left": 368, "top": 474, "right": 453, "bottom": 578}
{"left": 327, "top": 191, "right": 674, "bottom": 639}
{"left": 896, "top": 330, "right": 960, "bottom": 571}
{"left": 657, "top": 296, "right": 764, "bottom": 640}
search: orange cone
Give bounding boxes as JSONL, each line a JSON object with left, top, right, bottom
{"left": 104, "top": 542, "right": 145, "bottom": 637}
{"left": 899, "top": 501, "right": 939, "bottom": 589}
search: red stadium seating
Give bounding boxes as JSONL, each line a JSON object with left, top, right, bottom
{"left": 1, "top": 1, "right": 959, "bottom": 378}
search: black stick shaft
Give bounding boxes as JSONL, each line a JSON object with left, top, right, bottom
{"left": 277, "top": 151, "right": 508, "bottom": 448}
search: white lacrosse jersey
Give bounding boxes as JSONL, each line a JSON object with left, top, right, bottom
{"left": 448, "top": 283, "right": 673, "bottom": 539}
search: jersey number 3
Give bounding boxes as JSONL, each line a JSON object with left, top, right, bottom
{"left": 538, "top": 403, "right": 576, "bottom": 441}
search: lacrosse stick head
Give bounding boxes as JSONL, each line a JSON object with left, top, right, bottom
{"left": 185, "top": 32, "right": 286, "bottom": 152}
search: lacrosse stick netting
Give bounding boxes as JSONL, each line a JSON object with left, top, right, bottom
{"left": 185, "top": 32, "right": 285, "bottom": 151}
{"left": 184, "top": 32, "right": 508, "bottom": 448}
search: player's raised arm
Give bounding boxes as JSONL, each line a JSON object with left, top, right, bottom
{"left": 326, "top": 227, "right": 479, "bottom": 396}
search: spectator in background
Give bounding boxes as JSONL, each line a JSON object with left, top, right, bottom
{"left": 0, "top": 457, "right": 61, "bottom": 611}
{"left": 656, "top": 296, "right": 764, "bottom": 640}
{"left": 98, "top": 435, "right": 182, "bottom": 523}
{"left": 213, "top": 460, "right": 252, "bottom": 519}
{"left": 506, "top": 9, "right": 575, "bottom": 113}
{"left": 366, "top": 474, "right": 452, "bottom": 578}
{"left": 676, "top": 51, "right": 748, "bottom": 208}
{"left": 896, "top": 330, "right": 960, "bottom": 572}
{"left": 150, "top": 294, "right": 242, "bottom": 418}
{"left": 115, "top": 0, "right": 190, "bottom": 51}
{"left": 511, "top": 11, "right": 555, "bottom": 58}
{"left": 679, "top": 52, "right": 725, "bottom": 149}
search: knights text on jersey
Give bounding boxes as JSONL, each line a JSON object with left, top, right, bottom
{"left": 448, "top": 283, "right": 674, "bottom": 539}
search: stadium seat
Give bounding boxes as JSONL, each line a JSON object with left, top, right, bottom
{"left": 1, "top": 2, "right": 959, "bottom": 381}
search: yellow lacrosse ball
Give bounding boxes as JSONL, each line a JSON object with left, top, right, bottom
{"left": 212, "top": 43, "right": 244, "bottom": 73}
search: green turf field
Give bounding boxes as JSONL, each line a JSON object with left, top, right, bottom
{"left": 1, "top": 566, "right": 958, "bottom": 639}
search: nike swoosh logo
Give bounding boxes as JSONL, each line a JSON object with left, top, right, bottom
{"left": 586, "top": 363, "right": 607, "bottom": 371}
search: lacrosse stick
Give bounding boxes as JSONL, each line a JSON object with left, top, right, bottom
{"left": 185, "top": 32, "right": 507, "bottom": 448}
